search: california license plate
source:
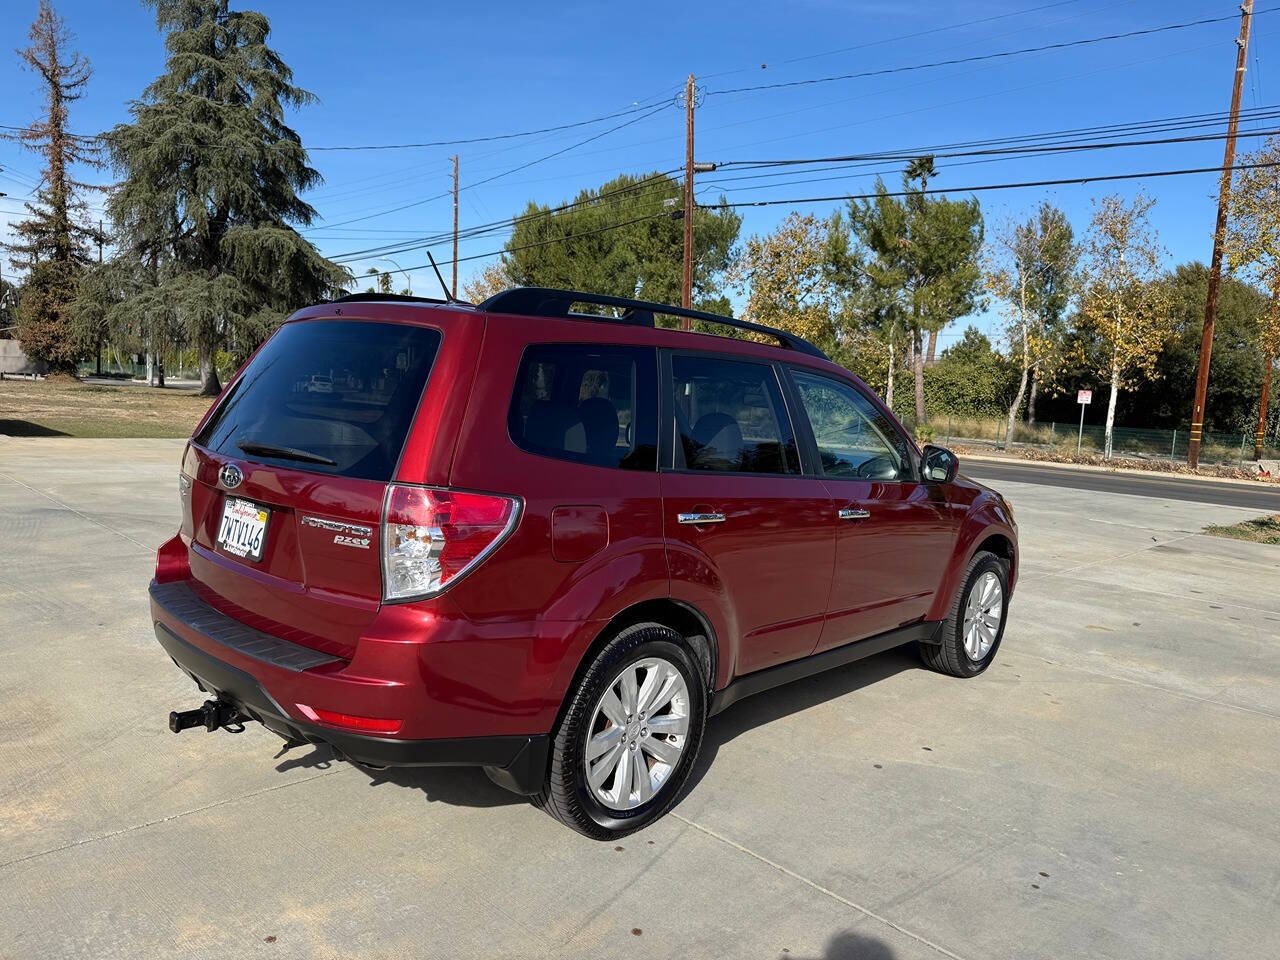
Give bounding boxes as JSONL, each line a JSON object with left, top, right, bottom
{"left": 217, "top": 498, "right": 270, "bottom": 562}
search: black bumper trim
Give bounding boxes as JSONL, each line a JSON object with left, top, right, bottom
{"left": 153, "top": 620, "right": 549, "bottom": 794}
{"left": 150, "top": 580, "right": 343, "bottom": 672}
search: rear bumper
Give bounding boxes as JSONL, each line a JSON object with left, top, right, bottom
{"left": 150, "top": 580, "right": 549, "bottom": 794}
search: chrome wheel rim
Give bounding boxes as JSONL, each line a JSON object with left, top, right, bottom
{"left": 584, "top": 657, "right": 690, "bottom": 812}
{"left": 963, "top": 571, "right": 1003, "bottom": 661}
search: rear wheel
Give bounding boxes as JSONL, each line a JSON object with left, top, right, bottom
{"left": 920, "top": 550, "right": 1009, "bottom": 678}
{"left": 536, "top": 623, "right": 707, "bottom": 840}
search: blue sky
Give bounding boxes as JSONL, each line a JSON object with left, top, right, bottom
{"left": 0, "top": 0, "right": 1273, "bottom": 348}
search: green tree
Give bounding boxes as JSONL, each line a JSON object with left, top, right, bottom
{"left": 1075, "top": 193, "right": 1173, "bottom": 457}
{"left": 1224, "top": 134, "right": 1280, "bottom": 458}
{"left": 1021, "top": 204, "right": 1076, "bottom": 422}
{"left": 2, "top": 0, "right": 101, "bottom": 373}
{"left": 101, "top": 0, "right": 348, "bottom": 395}
{"left": 1122, "top": 263, "right": 1268, "bottom": 433}
{"left": 727, "top": 211, "right": 857, "bottom": 356}
{"left": 986, "top": 205, "right": 1076, "bottom": 443}
{"left": 924, "top": 325, "right": 1015, "bottom": 419}
{"left": 848, "top": 171, "right": 983, "bottom": 425}
{"left": 0, "top": 277, "right": 19, "bottom": 335}
{"left": 501, "top": 172, "right": 741, "bottom": 314}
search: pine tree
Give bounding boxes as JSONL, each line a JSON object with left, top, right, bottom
{"left": 2, "top": 0, "right": 102, "bottom": 373}
{"left": 101, "top": 0, "right": 348, "bottom": 395}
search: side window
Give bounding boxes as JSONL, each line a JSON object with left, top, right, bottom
{"left": 791, "top": 370, "right": 910, "bottom": 481}
{"left": 671, "top": 354, "right": 798, "bottom": 474}
{"left": 508, "top": 344, "right": 657, "bottom": 470}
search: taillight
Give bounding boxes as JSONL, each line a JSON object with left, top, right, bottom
{"left": 381, "top": 484, "right": 520, "bottom": 602}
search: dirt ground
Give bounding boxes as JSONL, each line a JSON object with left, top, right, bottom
{"left": 0, "top": 377, "right": 213, "bottom": 438}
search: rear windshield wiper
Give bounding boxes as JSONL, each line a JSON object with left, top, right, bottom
{"left": 236, "top": 440, "right": 337, "bottom": 467}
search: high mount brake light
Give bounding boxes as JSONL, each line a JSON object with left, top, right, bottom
{"left": 381, "top": 485, "right": 519, "bottom": 602}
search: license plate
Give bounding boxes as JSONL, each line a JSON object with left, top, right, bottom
{"left": 217, "top": 498, "right": 271, "bottom": 562}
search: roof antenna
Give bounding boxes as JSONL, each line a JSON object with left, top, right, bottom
{"left": 425, "top": 251, "right": 455, "bottom": 303}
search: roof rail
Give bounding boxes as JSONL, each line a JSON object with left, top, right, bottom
{"left": 330, "top": 292, "right": 455, "bottom": 306}
{"left": 478, "top": 287, "right": 829, "bottom": 360}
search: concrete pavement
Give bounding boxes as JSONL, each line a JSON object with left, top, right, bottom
{"left": 1, "top": 438, "right": 1278, "bottom": 960}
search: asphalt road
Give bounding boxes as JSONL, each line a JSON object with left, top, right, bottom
{"left": 964, "top": 456, "right": 1280, "bottom": 511}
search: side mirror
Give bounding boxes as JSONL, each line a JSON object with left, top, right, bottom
{"left": 921, "top": 444, "right": 959, "bottom": 484}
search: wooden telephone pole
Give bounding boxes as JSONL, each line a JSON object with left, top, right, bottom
{"left": 452, "top": 155, "right": 459, "bottom": 299}
{"left": 1188, "top": 1, "right": 1254, "bottom": 468}
{"left": 681, "top": 74, "right": 696, "bottom": 327}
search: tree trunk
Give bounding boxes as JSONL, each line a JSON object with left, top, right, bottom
{"left": 1256, "top": 353, "right": 1272, "bottom": 460}
{"left": 1027, "top": 369, "right": 1039, "bottom": 424}
{"left": 198, "top": 335, "right": 222, "bottom": 397}
{"left": 157, "top": 354, "right": 166, "bottom": 389}
{"left": 1104, "top": 359, "right": 1120, "bottom": 459}
{"left": 926, "top": 328, "right": 938, "bottom": 365}
{"left": 1007, "top": 369, "right": 1028, "bottom": 451}
{"left": 913, "top": 327, "right": 926, "bottom": 426}
{"left": 885, "top": 335, "right": 895, "bottom": 410}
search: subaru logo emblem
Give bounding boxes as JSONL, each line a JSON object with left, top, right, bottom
{"left": 219, "top": 464, "right": 243, "bottom": 490}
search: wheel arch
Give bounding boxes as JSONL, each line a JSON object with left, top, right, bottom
{"left": 927, "top": 504, "right": 1019, "bottom": 621}
{"left": 548, "top": 598, "right": 720, "bottom": 735}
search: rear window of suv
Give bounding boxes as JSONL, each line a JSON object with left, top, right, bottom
{"left": 195, "top": 319, "right": 441, "bottom": 481}
{"left": 508, "top": 344, "right": 658, "bottom": 470}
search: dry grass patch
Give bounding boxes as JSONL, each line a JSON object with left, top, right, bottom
{"left": 1203, "top": 515, "right": 1280, "bottom": 545}
{"left": 0, "top": 377, "right": 213, "bottom": 438}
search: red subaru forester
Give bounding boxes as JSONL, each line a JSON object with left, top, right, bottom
{"left": 151, "top": 287, "right": 1017, "bottom": 839}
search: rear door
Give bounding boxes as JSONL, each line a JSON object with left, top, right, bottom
{"left": 660, "top": 351, "right": 834, "bottom": 676}
{"left": 182, "top": 317, "right": 446, "bottom": 658}
{"left": 786, "top": 367, "right": 957, "bottom": 651}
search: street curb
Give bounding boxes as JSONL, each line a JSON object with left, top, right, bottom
{"left": 959, "top": 451, "right": 1278, "bottom": 491}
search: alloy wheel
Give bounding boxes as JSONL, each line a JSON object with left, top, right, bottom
{"left": 584, "top": 657, "right": 690, "bottom": 811}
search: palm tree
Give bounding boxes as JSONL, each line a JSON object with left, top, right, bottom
{"left": 905, "top": 155, "right": 946, "bottom": 365}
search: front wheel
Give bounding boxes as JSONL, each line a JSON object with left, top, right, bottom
{"left": 535, "top": 623, "right": 707, "bottom": 840}
{"left": 920, "top": 550, "right": 1009, "bottom": 678}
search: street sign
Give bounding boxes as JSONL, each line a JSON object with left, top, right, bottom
{"left": 1076, "top": 389, "right": 1092, "bottom": 453}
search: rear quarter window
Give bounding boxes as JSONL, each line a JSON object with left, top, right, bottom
{"left": 195, "top": 319, "right": 441, "bottom": 481}
{"left": 508, "top": 344, "right": 658, "bottom": 470}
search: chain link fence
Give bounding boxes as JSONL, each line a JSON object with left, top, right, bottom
{"left": 935, "top": 414, "right": 1280, "bottom": 467}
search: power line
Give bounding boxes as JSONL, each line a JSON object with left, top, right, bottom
{"left": 327, "top": 168, "right": 682, "bottom": 263}
{"left": 709, "top": 159, "right": 1280, "bottom": 209}
{"left": 706, "top": 10, "right": 1279, "bottom": 96}
{"left": 702, "top": 0, "right": 1089, "bottom": 78}
{"left": 325, "top": 105, "right": 1280, "bottom": 265}
{"left": 338, "top": 158, "right": 1280, "bottom": 282}
{"left": 308, "top": 104, "right": 669, "bottom": 231}
{"left": 309, "top": 102, "right": 668, "bottom": 151}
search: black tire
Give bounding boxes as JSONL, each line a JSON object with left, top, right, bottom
{"left": 535, "top": 622, "right": 707, "bottom": 840}
{"left": 920, "top": 550, "right": 1009, "bottom": 678}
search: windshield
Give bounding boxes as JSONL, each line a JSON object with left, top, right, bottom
{"left": 195, "top": 319, "right": 442, "bottom": 481}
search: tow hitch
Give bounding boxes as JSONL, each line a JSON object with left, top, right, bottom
{"left": 169, "top": 699, "right": 245, "bottom": 733}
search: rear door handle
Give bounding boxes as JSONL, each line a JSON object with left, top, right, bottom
{"left": 838, "top": 507, "right": 871, "bottom": 521}
{"left": 678, "top": 512, "right": 726, "bottom": 525}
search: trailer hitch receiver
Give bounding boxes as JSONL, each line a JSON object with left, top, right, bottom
{"left": 169, "top": 699, "right": 245, "bottom": 733}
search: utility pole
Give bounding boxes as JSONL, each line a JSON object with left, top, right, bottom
{"left": 682, "top": 74, "right": 696, "bottom": 326}
{"left": 451, "top": 155, "right": 459, "bottom": 299}
{"left": 1188, "top": 0, "right": 1253, "bottom": 469}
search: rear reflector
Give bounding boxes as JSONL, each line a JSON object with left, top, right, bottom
{"left": 382, "top": 484, "right": 519, "bottom": 602}
{"left": 300, "top": 704, "right": 402, "bottom": 734}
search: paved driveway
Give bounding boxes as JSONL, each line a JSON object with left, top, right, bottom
{"left": 2, "top": 439, "right": 1278, "bottom": 959}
